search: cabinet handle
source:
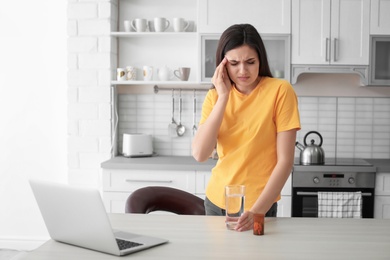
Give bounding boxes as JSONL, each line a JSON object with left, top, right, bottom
{"left": 125, "top": 179, "right": 173, "bottom": 183}
{"left": 325, "top": 38, "right": 330, "bottom": 62}
{"left": 333, "top": 38, "right": 338, "bottom": 62}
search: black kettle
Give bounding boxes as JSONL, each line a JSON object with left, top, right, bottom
{"left": 295, "top": 131, "right": 325, "bottom": 165}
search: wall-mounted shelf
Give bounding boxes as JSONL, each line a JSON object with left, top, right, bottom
{"left": 111, "top": 81, "right": 210, "bottom": 86}
{"left": 111, "top": 32, "right": 197, "bottom": 37}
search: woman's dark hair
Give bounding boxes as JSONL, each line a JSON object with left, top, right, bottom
{"left": 216, "top": 24, "right": 273, "bottom": 78}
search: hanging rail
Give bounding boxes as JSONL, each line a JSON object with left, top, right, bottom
{"left": 153, "top": 85, "right": 209, "bottom": 94}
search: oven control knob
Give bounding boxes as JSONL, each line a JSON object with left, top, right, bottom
{"left": 313, "top": 177, "right": 320, "bottom": 184}
{"left": 348, "top": 177, "right": 355, "bottom": 184}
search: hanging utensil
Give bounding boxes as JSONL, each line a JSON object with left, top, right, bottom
{"left": 192, "top": 90, "right": 197, "bottom": 135}
{"left": 168, "top": 89, "right": 178, "bottom": 137}
{"left": 176, "top": 89, "right": 186, "bottom": 136}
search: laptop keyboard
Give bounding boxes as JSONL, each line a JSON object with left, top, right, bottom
{"left": 116, "top": 238, "right": 143, "bottom": 250}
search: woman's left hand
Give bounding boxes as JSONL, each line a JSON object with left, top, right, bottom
{"left": 234, "top": 211, "right": 254, "bottom": 232}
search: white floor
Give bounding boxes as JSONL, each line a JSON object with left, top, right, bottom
{"left": 0, "top": 250, "right": 28, "bottom": 260}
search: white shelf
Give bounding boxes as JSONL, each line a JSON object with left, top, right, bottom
{"left": 111, "top": 32, "right": 197, "bottom": 37}
{"left": 111, "top": 80, "right": 208, "bottom": 85}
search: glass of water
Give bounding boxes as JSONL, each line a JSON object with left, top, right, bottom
{"left": 225, "top": 185, "right": 245, "bottom": 230}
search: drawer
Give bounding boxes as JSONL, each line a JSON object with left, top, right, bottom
{"left": 102, "top": 169, "right": 196, "bottom": 193}
{"left": 195, "top": 171, "right": 211, "bottom": 195}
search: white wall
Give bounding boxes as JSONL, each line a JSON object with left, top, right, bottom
{"left": 0, "top": 0, "right": 67, "bottom": 250}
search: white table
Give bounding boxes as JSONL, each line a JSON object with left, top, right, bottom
{"left": 22, "top": 214, "right": 390, "bottom": 259}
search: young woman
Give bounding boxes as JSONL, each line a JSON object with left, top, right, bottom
{"left": 192, "top": 24, "right": 301, "bottom": 231}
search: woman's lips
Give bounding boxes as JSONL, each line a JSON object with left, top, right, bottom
{"left": 237, "top": 76, "right": 249, "bottom": 81}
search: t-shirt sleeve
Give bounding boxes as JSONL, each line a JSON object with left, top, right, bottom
{"left": 199, "top": 89, "right": 217, "bottom": 125}
{"left": 274, "top": 81, "right": 301, "bottom": 132}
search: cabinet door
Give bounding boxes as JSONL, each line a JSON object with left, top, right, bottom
{"left": 291, "top": 0, "right": 331, "bottom": 64}
{"left": 371, "top": 0, "right": 390, "bottom": 35}
{"left": 292, "top": 0, "right": 369, "bottom": 65}
{"left": 277, "top": 196, "right": 292, "bottom": 217}
{"left": 375, "top": 172, "right": 390, "bottom": 196}
{"left": 198, "top": 0, "right": 291, "bottom": 34}
{"left": 374, "top": 196, "right": 390, "bottom": 219}
{"left": 195, "top": 171, "right": 211, "bottom": 195}
{"left": 331, "top": 0, "right": 370, "bottom": 65}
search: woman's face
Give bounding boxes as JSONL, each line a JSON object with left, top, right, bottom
{"left": 224, "top": 45, "right": 260, "bottom": 93}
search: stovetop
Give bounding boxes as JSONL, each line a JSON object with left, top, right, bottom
{"left": 294, "top": 158, "right": 372, "bottom": 166}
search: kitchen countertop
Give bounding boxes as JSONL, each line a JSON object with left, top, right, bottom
{"left": 22, "top": 214, "right": 390, "bottom": 259}
{"left": 101, "top": 156, "right": 217, "bottom": 171}
{"left": 364, "top": 159, "right": 390, "bottom": 173}
{"left": 101, "top": 156, "right": 390, "bottom": 173}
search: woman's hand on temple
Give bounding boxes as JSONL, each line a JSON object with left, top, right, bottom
{"left": 211, "top": 57, "right": 232, "bottom": 98}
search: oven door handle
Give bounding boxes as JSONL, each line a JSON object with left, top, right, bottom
{"left": 296, "top": 191, "right": 372, "bottom": 197}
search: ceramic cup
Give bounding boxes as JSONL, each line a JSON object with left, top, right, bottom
{"left": 126, "top": 66, "right": 136, "bottom": 80}
{"left": 173, "top": 17, "right": 189, "bottom": 32}
{"left": 154, "top": 17, "right": 170, "bottom": 32}
{"left": 117, "top": 68, "right": 126, "bottom": 81}
{"left": 131, "top": 18, "right": 148, "bottom": 32}
{"left": 174, "top": 67, "right": 191, "bottom": 81}
{"left": 123, "top": 20, "right": 131, "bottom": 32}
{"left": 143, "top": 66, "right": 153, "bottom": 81}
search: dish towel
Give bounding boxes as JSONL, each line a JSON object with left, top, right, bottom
{"left": 318, "top": 192, "right": 362, "bottom": 218}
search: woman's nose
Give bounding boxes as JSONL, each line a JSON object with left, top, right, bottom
{"left": 238, "top": 63, "right": 247, "bottom": 72}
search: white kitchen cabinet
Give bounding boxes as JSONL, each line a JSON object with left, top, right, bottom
{"left": 370, "top": 36, "right": 390, "bottom": 85}
{"left": 278, "top": 173, "right": 292, "bottom": 217}
{"left": 195, "top": 171, "right": 211, "bottom": 199}
{"left": 198, "top": 0, "right": 291, "bottom": 34}
{"left": 277, "top": 196, "right": 292, "bottom": 217}
{"left": 371, "top": 0, "right": 390, "bottom": 35}
{"left": 292, "top": 0, "right": 370, "bottom": 65}
{"left": 102, "top": 169, "right": 196, "bottom": 213}
{"left": 201, "top": 34, "right": 291, "bottom": 82}
{"left": 374, "top": 172, "right": 390, "bottom": 219}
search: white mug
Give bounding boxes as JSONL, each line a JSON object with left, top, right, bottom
{"left": 173, "top": 18, "right": 189, "bottom": 32}
{"left": 123, "top": 20, "right": 131, "bottom": 32}
{"left": 143, "top": 66, "right": 153, "bottom": 81}
{"left": 154, "top": 17, "right": 170, "bottom": 32}
{"left": 126, "top": 66, "right": 136, "bottom": 80}
{"left": 131, "top": 18, "right": 148, "bottom": 32}
{"left": 117, "top": 68, "right": 126, "bottom": 81}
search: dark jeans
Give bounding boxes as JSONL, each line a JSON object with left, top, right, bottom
{"left": 204, "top": 196, "right": 278, "bottom": 217}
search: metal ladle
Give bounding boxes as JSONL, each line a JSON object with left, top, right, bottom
{"left": 176, "top": 89, "right": 186, "bottom": 136}
{"left": 192, "top": 90, "right": 197, "bottom": 135}
{"left": 168, "top": 89, "right": 178, "bottom": 137}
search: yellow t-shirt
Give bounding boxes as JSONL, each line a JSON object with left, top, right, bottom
{"left": 200, "top": 77, "right": 301, "bottom": 211}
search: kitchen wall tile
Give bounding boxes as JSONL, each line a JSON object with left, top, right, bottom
{"left": 117, "top": 95, "right": 390, "bottom": 159}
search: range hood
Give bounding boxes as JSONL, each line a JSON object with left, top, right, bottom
{"left": 291, "top": 65, "right": 369, "bottom": 86}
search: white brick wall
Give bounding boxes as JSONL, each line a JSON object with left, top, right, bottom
{"left": 67, "top": 0, "right": 115, "bottom": 187}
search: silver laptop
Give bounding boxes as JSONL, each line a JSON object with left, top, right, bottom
{"left": 29, "top": 179, "right": 168, "bottom": 256}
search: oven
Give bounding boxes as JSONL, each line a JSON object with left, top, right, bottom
{"left": 292, "top": 158, "right": 376, "bottom": 218}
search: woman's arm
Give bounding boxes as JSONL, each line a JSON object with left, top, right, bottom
{"left": 234, "top": 128, "right": 298, "bottom": 231}
{"left": 192, "top": 58, "right": 231, "bottom": 162}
